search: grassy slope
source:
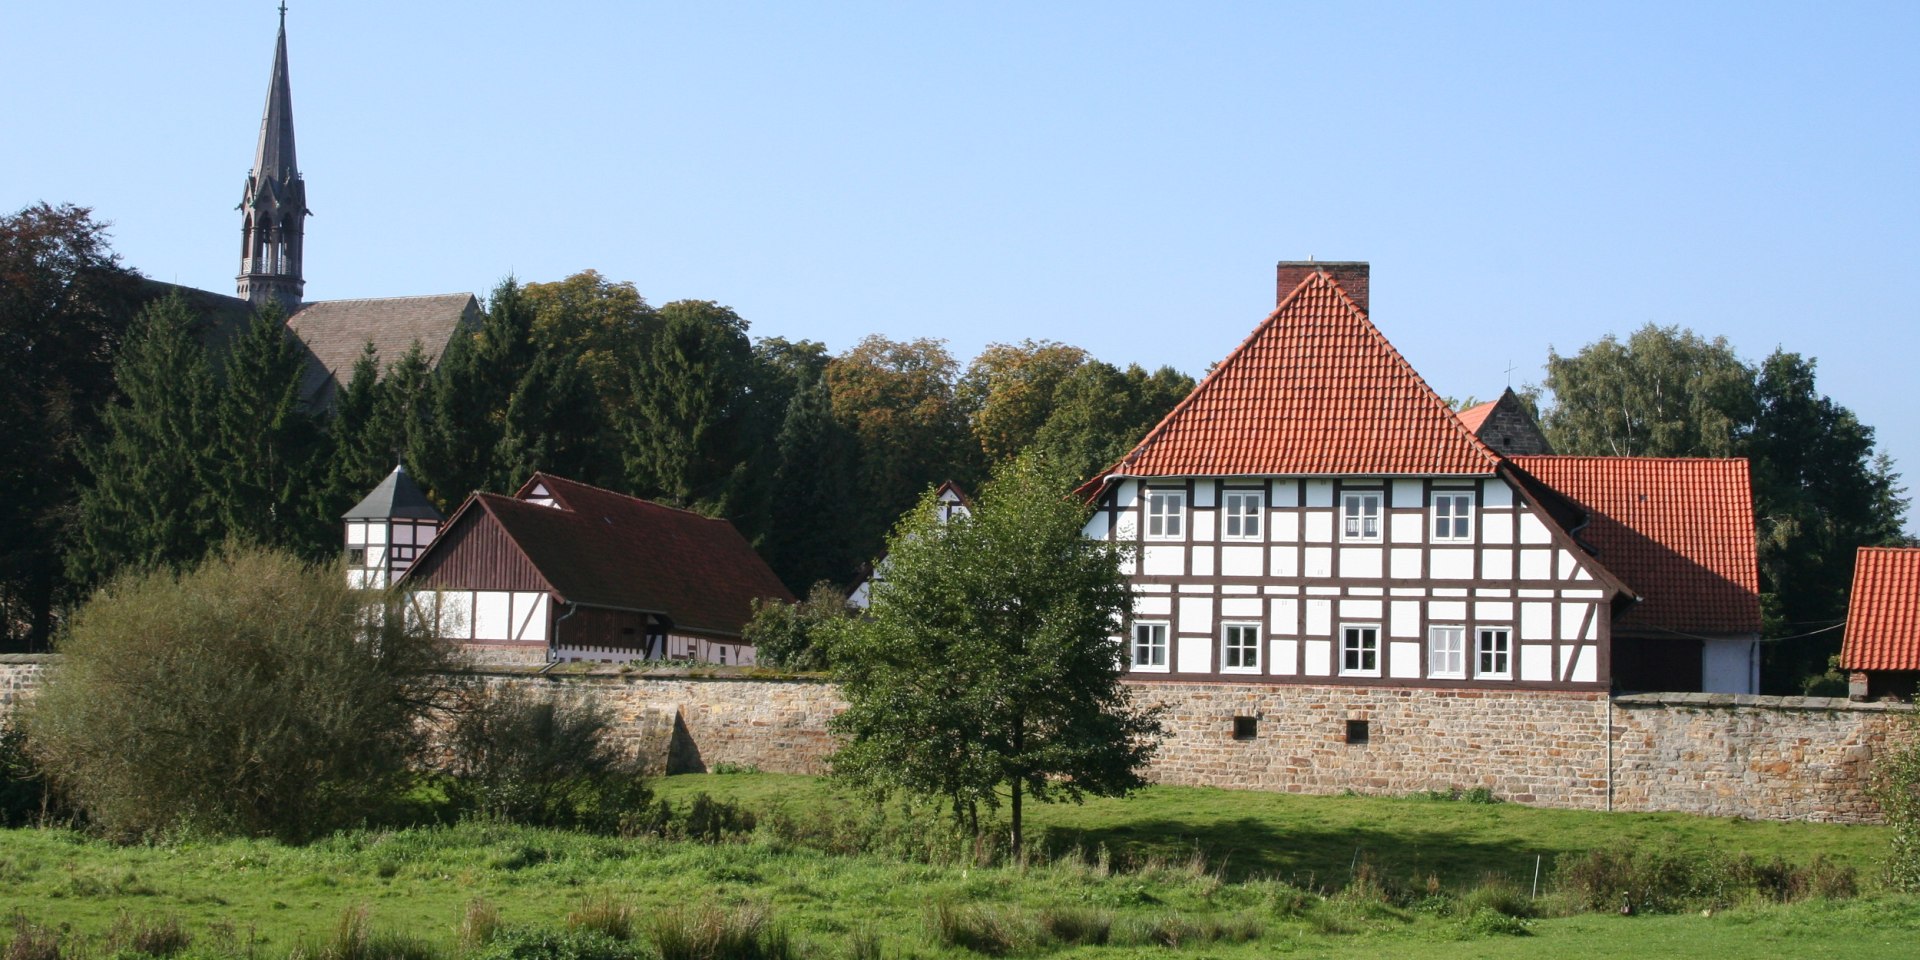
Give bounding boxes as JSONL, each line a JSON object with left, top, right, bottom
{"left": 1, "top": 773, "right": 1912, "bottom": 959}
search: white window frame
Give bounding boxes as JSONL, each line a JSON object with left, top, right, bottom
{"left": 1339, "top": 623, "right": 1382, "bottom": 677}
{"left": 1477, "top": 627, "right": 1512, "bottom": 680}
{"left": 1341, "top": 491, "right": 1383, "bottom": 543}
{"left": 1431, "top": 490, "right": 1475, "bottom": 543}
{"left": 1428, "top": 624, "right": 1466, "bottom": 679}
{"left": 1222, "top": 490, "right": 1263, "bottom": 540}
{"left": 1131, "top": 621, "right": 1170, "bottom": 672}
{"left": 1145, "top": 488, "right": 1186, "bottom": 540}
{"left": 1221, "top": 622, "right": 1262, "bottom": 674}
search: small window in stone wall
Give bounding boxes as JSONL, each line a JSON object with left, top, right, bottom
{"left": 1232, "top": 716, "right": 1258, "bottom": 740}
{"left": 1345, "top": 719, "right": 1370, "bottom": 745}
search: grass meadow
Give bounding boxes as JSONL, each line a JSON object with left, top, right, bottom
{"left": 3, "top": 772, "right": 1916, "bottom": 959}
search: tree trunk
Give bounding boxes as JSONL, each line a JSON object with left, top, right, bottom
{"left": 1010, "top": 774, "right": 1022, "bottom": 861}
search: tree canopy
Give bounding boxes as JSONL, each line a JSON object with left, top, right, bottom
{"left": 825, "top": 454, "right": 1164, "bottom": 855}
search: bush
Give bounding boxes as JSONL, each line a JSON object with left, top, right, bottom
{"left": 467, "top": 928, "right": 641, "bottom": 960}
{"left": 741, "top": 584, "right": 851, "bottom": 672}
{"left": 442, "top": 685, "right": 652, "bottom": 833}
{"left": 0, "top": 722, "right": 64, "bottom": 828}
{"left": 1872, "top": 715, "right": 1920, "bottom": 890}
{"left": 20, "top": 545, "right": 453, "bottom": 841}
{"left": 1553, "top": 844, "right": 1859, "bottom": 913}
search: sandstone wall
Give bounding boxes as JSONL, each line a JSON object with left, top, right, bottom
{"left": 0, "top": 655, "right": 51, "bottom": 715}
{"left": 1609, "top": 692, "right": 1910, "bottom": 822}
{"left": 1131, "top": 681, "right": 1613, "bottom": 808}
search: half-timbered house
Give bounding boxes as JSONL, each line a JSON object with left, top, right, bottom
{"left": 849, "top": 481, "right": 971, "bottom": 609}
{"left": 396, "top": 472, "right": 793, "bottom": 667}
{"left": 1080, "top": 262, "right": 1761, "bottom": 695}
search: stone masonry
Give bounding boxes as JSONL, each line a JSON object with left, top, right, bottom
{"left": 2, "top": 656, "right": 1911, "bottom": 822}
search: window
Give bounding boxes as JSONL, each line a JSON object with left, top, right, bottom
{"left": 1222, "top": 623, "right": 1261, "bottom": 673}
{"left": 1477, "top": 628, "right": 1512, "bottom": 679}
{"left": 1346, "top": 719, "right": 1370, "bottom": 745}
{"left": 1342, "top": 492, "right": 1382, "bottom": 541}
{"left": 1429, "top": 625, "right": 1466, "bottom": 679}
{"left": 1131, "top": 622, "right": 1169, "bottom": 670}
{"left": 1232, "top": 716, "right": 1258, "bottom": 740}
{"left": 1432, "top": 491, "right": 1474, "bottom": 542}
{"left": 1340, "top": 624, "right": 1381, "bottom": 676}
{"left": 347, "top": 547, "right": 367, "bottom": 567}
{"left": 1146, "top": 489, "right": 1185, "bottom": 539}
{"left": 1223, "top": 490, "right": 1262, "bottom": 539}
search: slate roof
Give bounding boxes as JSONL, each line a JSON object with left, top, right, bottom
{"left": 343, "top": 463, "right": 443, "bottom": 521}
{"left": 1839, "top": 547, "right": 1920, "bottom": 672}
{"left": 1091, "top": 268, "right": 1501, "bottom": 484}
{"left": 413, "top": 473, "right": 793, "bottom": 638}
{"left": 1508, "top": 456, "right": 1761, "bottom": 635}
{"left": 286, "top": 293, "right": 479, "bottom": 401}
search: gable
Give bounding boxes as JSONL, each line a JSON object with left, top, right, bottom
{"left": 286, "top": 293, "right": 481, "bottom": 403}
{"left": 1095, "top": 269, "right": 1500, "bottom": 483}
{"left": 406, "top": 501, "right": 553, "bottom": 594}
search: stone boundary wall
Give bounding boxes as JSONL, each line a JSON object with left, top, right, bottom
{"left": 1610, "top": 692, "right": 1911, "bottom": 822}
{"left": 1130, "top": 682, "right": 1613, "bottom": 808}
{"left": 3, "top": 656, "right": 1912, "bottom": 822}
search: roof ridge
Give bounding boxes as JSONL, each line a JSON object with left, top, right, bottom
{"left": 1511, "top": 455, "right": 1751, "bottom": 465}
{"left": 298, "top": 292, "right": 476, "bottom": 307}
{"left": 530, "top": 472, "right": 732, "bottom": 523}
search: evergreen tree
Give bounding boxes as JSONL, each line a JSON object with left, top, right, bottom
{"left": 216, "top": 303, "right": 328, "bottom": 557}
{"left": 412, "top": 279, "right": 536, "bottom": 505}
{"left": 618, "top": 300, "right": 758, "bottom": 522}
{"left": 1032, "top": 361, "right": 1194, "bottom": 483}
{"left": 316, "top": 343, "right": 388, "bottom": 524}
{"left": 68, "top": 294, "right": 219, "bottom": 585}
{"left": 499, "top": 345, "right": 602, "bottom": 484}
{"left": 766, "top": 374, "right": 860, "bottom": 592}
{"left": 825, "top": 454, "right": 1163, "bottom": 856}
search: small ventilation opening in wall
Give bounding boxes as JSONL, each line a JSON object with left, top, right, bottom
{"left": 1346, "top": 719, "right": 1370, "bottom": 745}
{"left": 1232, "top": 716, "right": 1257, "bottom": 740}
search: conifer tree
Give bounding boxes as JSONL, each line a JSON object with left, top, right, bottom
{"left": 412, "top": 279, "right": 535, "bottom": 505}
{"left": 499, "top": 345, "right": 602, "bottom": 485}
{"left": 68, "top": 294, "right": 220, "bottom": 585}
{"left": 216, "top": 304, "right": 328, "bottom": 556}
{"left": 619, "top": 300, "right": 758, "bottom": 522}
{"left": 767, "top": 374, "right": 860, "bottom": 592}
{"left": 316, "top": 343, "right": 387, "bottom": 522}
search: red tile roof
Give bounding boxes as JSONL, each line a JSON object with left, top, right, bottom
{"left": 1455, "top": 400, "right": 1496, "bottom": 434}
{"left": 414, "top": 473, "right": 792, "bottom": 638}
{"left": 1094, "top": 269, "right": 1501, "bottom": 482}
{"left": 1839, "top": 547, "right": 1920, "bottom": 672}
{"left": 1509, "top": 456, "right": 1760, "bottom": 635}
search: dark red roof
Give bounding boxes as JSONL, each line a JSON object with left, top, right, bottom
{"left": 1093, "top": 269, "right": 1500, "bottom": 483}
{"left": 1839, "top": 547, "right": 1920, "bottom": 672}
{"left": 414, "top": 473, "right": 792, "bottom": 638}
{"left": 1509, "top": 456, "right": 1760, "bottom": 635}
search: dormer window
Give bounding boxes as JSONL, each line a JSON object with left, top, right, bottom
{"left": 1341, "top": 492, "right": 1382, "bottom": 542}
{"left": 1146, "top": 489, "right": 1185, "bottom": 540}
{"left": 526, "top": 483, "right": 558, "bottom": 508}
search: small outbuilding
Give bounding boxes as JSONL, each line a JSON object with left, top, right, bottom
{"left": 1840, "top": 546, "right": 1920, "bottom": 700}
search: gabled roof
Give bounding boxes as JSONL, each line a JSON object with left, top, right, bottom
{"left": 1456, "top": 400, "right": 1496, "bottom": 433}
{"left": 1509, "top": 456, "right": 1760, "bottom": 635}
{"left": 1092, "top": 269, "right": 1500, "bottom": 484}
{"left": 409, "top": 473, "right": 793, "bottom": 638}
{"left": 287, "top": 293, "right": 480, "bottom": 401}
{"left": 343, "top": 463, "right": 442, "bottom": 521}
{"left": 1839, "top": 547, "right": 1920, "bottom": 672}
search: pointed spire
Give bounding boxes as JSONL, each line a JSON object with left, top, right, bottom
{"left": 237, "top": 4, "right": 308, "bottom": 311}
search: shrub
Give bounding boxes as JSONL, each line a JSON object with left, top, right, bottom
{"left": 741, "top": 584, "right": 852, "bottom": 672}
{"left": 0, "top": 722, "right": 65, "bottom": 828}
{"left": 467, "top": 928, "right": 639, "bottom": 960}
{"left": 21, "top": 546, "right": 454, "bottom": 841}
{"left": 1871, "top": 715, "right": 1920, "bottom": 891}
{"left": 441, "top": 685, "right": 652, "bottom": 833}
{"left": 1553, "top": 844, "right": 1859, "bottom": 913}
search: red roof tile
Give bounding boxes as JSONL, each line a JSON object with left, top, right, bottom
{"left": 1509, "top": 456, "right": 1760, "bottom": 635}
{"left": 1455, "top": 400, "right": 1496, "bottom": 434}
{"left": 414, "top": 473, "right": 793, "bottom": 638}
{"left": 1839, "top": 547, "right": 1920, "bottom": 672}
{"left": 1097, "top": 270, "right": 1501, "bottom": 481}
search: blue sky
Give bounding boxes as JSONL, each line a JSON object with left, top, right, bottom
{"left": 7, "top": 2, "right": 1917, "bottom": 527}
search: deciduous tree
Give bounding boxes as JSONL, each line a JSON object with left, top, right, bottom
{"left": 1031, "top": 361, "right": 1194, "bottom": 483}
{"left": 824, "top": 335, "right": 975, "bottom": 559}
{"left": 826, "top": 454, "right": 1163, "bottom": 856}
{"left": 1539, "top": 324, "right": 1752, "bottom": 457}
{"left": 958, "top": 339, "right": 1089, "bottom": 464}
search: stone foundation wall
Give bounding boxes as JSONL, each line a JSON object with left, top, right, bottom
{"left": 1610, "top": 692, "right": 1911, "bottom": 822}
{"left": 1130, "top": 681, "right": 1613, "bottom": 808}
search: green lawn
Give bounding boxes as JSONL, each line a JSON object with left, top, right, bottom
{"left": 2, "top": 773, "right": 1913, "bottom": 959}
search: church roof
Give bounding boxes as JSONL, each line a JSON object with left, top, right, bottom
{"left": 343, "top": 463, "right": 443, "bottom": 521}
{"left": 410, "top": 473, "right": 794, "bottom": 639}
{"left": 1090, "top": 268, "right": 1501, "bottom": 484}
{"left": 287, "top": 293, "right": 480, "bottom": 401}
{"left": 1508, "top": 456, "right": 1761, "bottom": 636}
{"left": 1839, "top": 547, "right": 1920, "bottom": 673}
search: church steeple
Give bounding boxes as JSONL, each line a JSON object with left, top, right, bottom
{"left": 237, "top": 4, "right": 307, "bottom": 312}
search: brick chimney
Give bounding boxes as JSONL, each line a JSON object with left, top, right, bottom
{"left": 1277, "top": 260, "right": 1369, "bottom": 314}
